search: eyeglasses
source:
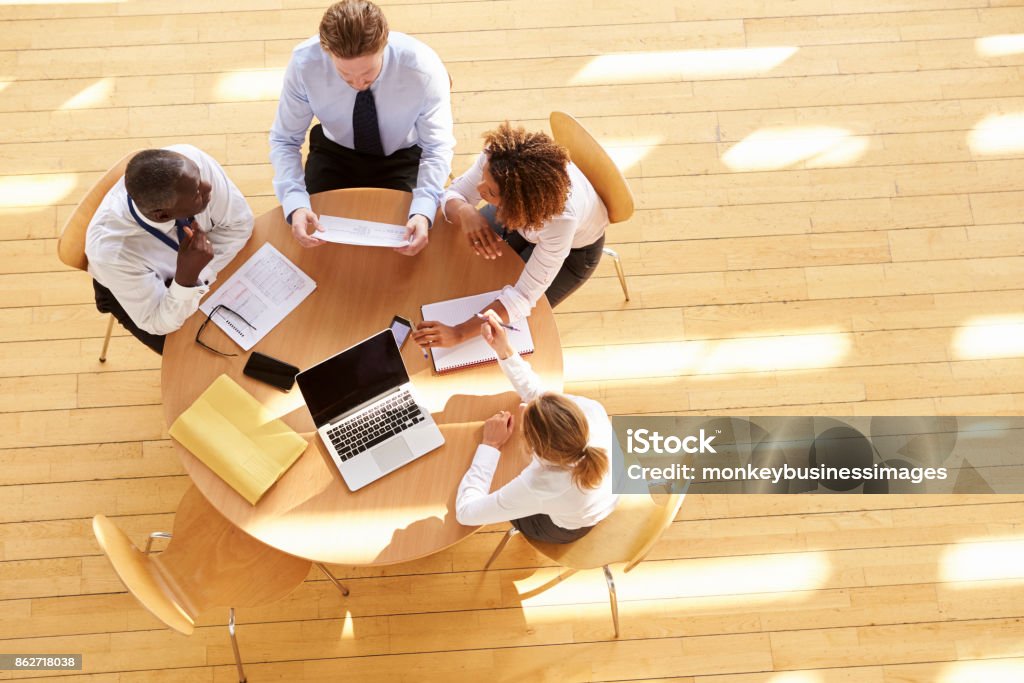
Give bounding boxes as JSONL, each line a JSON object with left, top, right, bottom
{"left": 195, "top": 304, "right": 256, "bottom": 357}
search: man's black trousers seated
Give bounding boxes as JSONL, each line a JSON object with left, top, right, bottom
{"left": 92, "top": 280, "right": 165, "bottom": 355}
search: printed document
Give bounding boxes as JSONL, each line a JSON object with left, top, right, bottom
{"left": 318, "top": 214, "right": 410, "bottom": 248}
{"left": 199, "top": 243, "right": 316, "bottom": 351}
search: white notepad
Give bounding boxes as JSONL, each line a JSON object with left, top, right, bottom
{"left": 421, "top": 290, "right": 534, "bottom": 373}
{"left": 199, "top": 243, "right": 316, "bottom": 351}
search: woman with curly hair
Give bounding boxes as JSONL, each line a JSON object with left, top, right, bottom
{"left": 412, "top": 122, "right": 609, "bottom": 349}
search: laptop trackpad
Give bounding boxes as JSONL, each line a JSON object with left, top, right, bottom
{"left": 372, "top": 438, "right": 415, "bottom": 474}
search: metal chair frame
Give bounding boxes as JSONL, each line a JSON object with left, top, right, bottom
{"left": 483, "top": 487, "right": 685, "bottom": 638}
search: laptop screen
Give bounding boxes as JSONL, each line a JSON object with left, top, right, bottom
{"left": 296, "top": 329, "right": 409, "bottom": 427}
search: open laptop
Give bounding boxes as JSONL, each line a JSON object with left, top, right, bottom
{"left": 296, "top": 329, "right": 445, "bottom": 491}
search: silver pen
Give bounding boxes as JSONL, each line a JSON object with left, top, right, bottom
{"left": 476, "top": 312, "right": 520, "bottom": 332}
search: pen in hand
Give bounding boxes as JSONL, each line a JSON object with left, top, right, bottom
{"left": 476, "top": 312, "right": 520, "bottom": 332}
{"left": 414, "top": 321, "right": 430, "bottom": 360}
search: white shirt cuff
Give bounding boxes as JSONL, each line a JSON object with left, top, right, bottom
{"left": 409, "top": 196, "right": 439, "bottom": 225}
{"left": 167, "top": 279, "right": 209, "bottom": 302}
{"left": 474, "top": 444, "right": 502, "bottom": 462}
{"left": 497, "top": 285, "right": 530, "bottom": 323}
{"left": 496, "top": 353, "right": 525, "bottom": 372}
{"left": 440, "top": 190, "right": 467, "bottom": 223}
{"left": 282, "top": 193, "right": 311, "bottom": 223}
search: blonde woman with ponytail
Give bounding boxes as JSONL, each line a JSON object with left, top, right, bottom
{"left": 455, "top": 311, "right": 619, "bottom": 543}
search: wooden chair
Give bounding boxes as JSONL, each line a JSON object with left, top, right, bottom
{"left": 447, "top": 70, "right": 455, "bottom": 184}
{"left": 93, "top": 486, "right": 350, "bottom": 683}
{"left": 484, "top": 489, "right": 685, "bottom": 637}
{"left": 56, "top": 150, "right": 137, "bottom": 362}
{"left": 549, "top": 111, "right": 636, "bottom": 301}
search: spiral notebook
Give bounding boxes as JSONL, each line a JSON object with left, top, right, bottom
{"left": 421, "top": 290, "right": 534, "bottom": 373}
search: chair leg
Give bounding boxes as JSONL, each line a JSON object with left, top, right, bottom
{"left": 484, "top": 527, "right": 519, "bottom": 570}
{"left": 143, "top": 532, "right": 172, "bottom": 555}
{"left": 316, "top": 562, "right": 350, "bottom": 597}
{"left": 228, "top": 608, "right": 247, "bottom": 683}
{"left": 603, "top": 565, "right": 620, "bottom": 638}
{"left": 99, "top": 314, "right": 115, "bottom": 362}
{"left": 602, "top": 247, "right": 630, "bottom": 302}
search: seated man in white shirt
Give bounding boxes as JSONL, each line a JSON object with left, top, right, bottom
{"left": 270, "top": 0, "right": 454, "bottom": 255}
{"left": 455, "top": 312, "right": 619, "bottom": 543}
{"left": 412, "top": 123, "right": 609, "bottom": 351}
{"left": 85, "top": 146, "right": 254, "bottom": 354}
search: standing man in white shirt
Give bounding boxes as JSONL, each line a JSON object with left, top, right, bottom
{"left": 85, "top": 146, "right": 254, "bottom": 354}
{"left": 270, "top": 0, "right": 454, "bottom": 255}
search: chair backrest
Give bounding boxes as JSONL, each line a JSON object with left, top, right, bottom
{"left": 549, "top": 111, "right": 635, "bottom": 224}
{"left": 57, "top": 150, "right": 138, "bottom": 271}
{"left": 93, "top": 486, "right": 311, "bottom": 635}
{"left": 524, "top": 491, "right": 684, "bottom": 572}
{"left": 92, "top": 512, "right": 196, "bottom": 635}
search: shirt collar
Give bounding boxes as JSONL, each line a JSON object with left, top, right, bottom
{"left": 371, "top": 41, "right": 394, "bottom": 93}
{"left": 125, "top": 193, "right": 177, "bottom": 232}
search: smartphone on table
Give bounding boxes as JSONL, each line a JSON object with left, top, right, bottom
{"left": 243, "top": 352, "right": 299, "bottom": 392}
{"left": 390, "top": 315, "right": 413, "bottom": 349}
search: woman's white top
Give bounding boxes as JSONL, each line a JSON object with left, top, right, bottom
{"left": 442, "top": 152, "right": 609, "bottom": 322}
{"left": 455, "top": 353, "right": 619, "bottom": 529}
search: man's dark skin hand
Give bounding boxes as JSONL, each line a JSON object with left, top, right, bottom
{"left": 174, "top": 222, "right": 214, "bottom": 287}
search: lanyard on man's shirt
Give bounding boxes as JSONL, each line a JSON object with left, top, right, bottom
{"left": 126, "top": 193, "right": 193, "bottom": 252}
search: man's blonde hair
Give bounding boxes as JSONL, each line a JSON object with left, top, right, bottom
{"left": 319, "top": 0, "right": 389, "bottom": 58}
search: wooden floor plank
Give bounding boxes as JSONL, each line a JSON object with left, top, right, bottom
{"left": 0, "top": 337, "right": 155, "bottom": 378}
{"left": 0, "top": 441, "right": 174, "bottom": 488}
{"left": 8, "top": 66, "right": 1024, "bottom": 144}
{"left": 556, "top": 289, "right": 1024, "bottom": 347}
{"left": 11, "top": 35, "right": 1024, "bottom": 118}
{"left": 0, "top": 0, "right": 1000, "bottom": 48}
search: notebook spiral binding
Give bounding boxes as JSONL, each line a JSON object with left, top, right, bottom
{"left": 433, "top": 349, "right": 535, "bottom": 374}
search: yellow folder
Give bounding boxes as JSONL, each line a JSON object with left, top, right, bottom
{"left": 169, "top": 374, "right": 308, "bottom": 505}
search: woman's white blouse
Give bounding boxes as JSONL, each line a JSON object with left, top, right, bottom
{"left": 443, "top": 152, "right": 609, "bottom": 321}
{"left": 455, "top": 353, "right": 619, "bottom": 529}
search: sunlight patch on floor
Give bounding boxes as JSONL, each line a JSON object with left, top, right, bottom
{"left": 723, "top": 127, "right": 868, "bottom": 171}
{"left": 570, "top": 47, "right": 798, "bottom": 84}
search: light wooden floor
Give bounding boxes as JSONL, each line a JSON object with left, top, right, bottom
{"left": 2, "top": 0, "right": 1024, "bottom": 681}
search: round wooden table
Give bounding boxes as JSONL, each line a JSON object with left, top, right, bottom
{"left": 162, "top": 189, "right": 563, "bottom": 565}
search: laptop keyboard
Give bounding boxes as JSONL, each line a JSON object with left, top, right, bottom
{"left": 326, "top": 390, "right": 426, "bottom": 461}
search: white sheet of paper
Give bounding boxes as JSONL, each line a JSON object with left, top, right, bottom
{"left": 199, "top": 243, "right": 316, "bottom": 351}
{"left": 318, "top": 214, "right": 410, "bottom": 248}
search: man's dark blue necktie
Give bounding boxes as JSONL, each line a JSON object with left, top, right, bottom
{"left": 353, "top": 88, "right": 384, "bottom": 156}
{"left": 174, "top": 218, "right": 191, "bottom": 245}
